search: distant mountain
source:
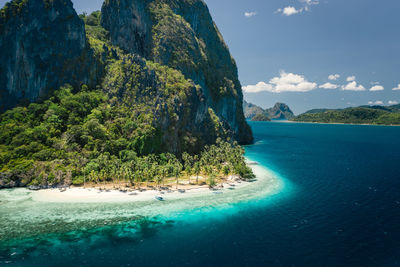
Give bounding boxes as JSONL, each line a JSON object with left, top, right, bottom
{"left": 243, "top": 101, "right": 294, "bottom": 121}
{"left": 243, "top": 101, "right": 266, "bottom": 120}
{"left": 267, "top": 103, "right": 295, "bottom": 120}
{"left": 294, "top": 105, "right": 400, "bottom": 125}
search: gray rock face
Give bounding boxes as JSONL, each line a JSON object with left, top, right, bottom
{"left": 244, "top": 100, "right": 266, "bottom": 120}
{"left": 244, "top": 101, "right": 295, "bottom": 120}
{"left": 101, "top": 0, "right": 253, "bottom": 144}
{"left": 101, "top": 0, "right": 152, "bottom": 57}
{"left": 0, "top": 0, "right": 96, "bottom": 111}
{"left": 268, "top": 103, "right": 295, "bottom": 120}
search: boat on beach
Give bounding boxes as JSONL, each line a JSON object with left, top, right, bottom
{"left": 155, "top": 196, "right": 164, "bottom": 201}
{"left": 28, "top": 185, "right": 41, "bottom": 191}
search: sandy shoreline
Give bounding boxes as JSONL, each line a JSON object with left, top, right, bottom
{"left": 32, "top": 180, "right": 242, "bottom": 203}
{"left": 30, "top": 160, "right": 278, "bottom": 204}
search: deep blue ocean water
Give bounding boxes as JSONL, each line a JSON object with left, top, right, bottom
{"left": 2, "top": 122, "right": 400, "bottom": 266}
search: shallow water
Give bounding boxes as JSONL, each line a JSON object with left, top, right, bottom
{"left": 1, "top": 121, "right": 400, "bottom": 266}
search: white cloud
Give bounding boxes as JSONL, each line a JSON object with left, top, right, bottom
{"left": 328, "top": 74, "right": 340, "bottom": 81}
{"left": 370, "top": 85, "right": 384, "bottom": 91}
{"left": 244, "top": 12, "right": 257, "bottom": 18}
{"left": 393, "top": 84, "right": 400, "bottom": 90}
{"left": 368, "top": 101, "right": 384, "bottom": 105}
{"left": 388, "top": 100, "right": 398, "bottom": 105}
{"left": 277, "top": 6, "right": 301, "bottom": 16}
{"left": 342, "top": 81, "right": 365, "bottom": 91}
{"left": 277, "top": 0, "right": 319, "bottom": 16}
{"left": 319, "top": 82, "right": 338, "bottom": 89}
{"left": 242, "top": 82, "right": 273, "bottom": 93}
{"left": 243, "top": 71, "right": 317, "bottom": 93}
{"left": 346, "top": 76, "right": 356, "bottom": 82}
{"left": 301, "top": 0, "right": 320, "bottom": 5}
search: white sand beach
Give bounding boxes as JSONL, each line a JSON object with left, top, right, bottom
{"left": 30, "top": 162, "right": 281, "bottom": 204}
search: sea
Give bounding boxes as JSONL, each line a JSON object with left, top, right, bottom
{"left": 0, "top": 121, "right": 399, "bottom": 266}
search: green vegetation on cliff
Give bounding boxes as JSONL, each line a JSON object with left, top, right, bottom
{"left": 293, "top": 106, "right": 400, "bottom": 125}
{"left": 0, "top": 0, "right": 28, "bottom": 21}
{"left": 101, "top": 0, "right": 253, "bottom": 144}
{"left": 0, "top": 84, "right": 253, "bottom": 188}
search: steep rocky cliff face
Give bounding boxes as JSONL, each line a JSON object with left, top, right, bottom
{"left": 101, "top": 0, "right": 252, "bottom": 144}
{"left": 0, "top": 0, "right": 98, "bottom": 111}
{"left": 0, "top": 0, "right": 252, "bottom": 150}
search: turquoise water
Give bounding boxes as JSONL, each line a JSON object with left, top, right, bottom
{"left": 1, "top": 121, "right": 400, "bottom": 266}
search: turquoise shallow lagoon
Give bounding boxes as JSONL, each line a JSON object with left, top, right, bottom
{"left": 1, "top": 121, "right": 400, "bottom": 266}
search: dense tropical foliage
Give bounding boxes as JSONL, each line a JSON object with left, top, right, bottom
{"left": 0, "top": 88, "right": 252, "bottom": 188}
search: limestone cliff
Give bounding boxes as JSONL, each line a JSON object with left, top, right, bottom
{"left": 101, "top": 0, "right": 253, "bottom": 144}
{"left": 0, "top": 0, "right": 253, "bottom": 149}
{"left": 0, "top": 0, "right": 98, "bottom": 111}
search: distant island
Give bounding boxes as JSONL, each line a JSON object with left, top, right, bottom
{"left": 293, "top": 104, "right": 400, "bottom": 125}
{"left": 251, "top": 113, "right": 271, "bottom": 122}
{"left": 244, "top": 101, "right": 295, "bottom": 121}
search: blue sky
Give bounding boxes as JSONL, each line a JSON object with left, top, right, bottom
{"left": 2, "top": 0, "right": 399, "bottom": 114}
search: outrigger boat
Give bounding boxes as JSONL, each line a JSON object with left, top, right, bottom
{"left": 155, "top": 196, "right": 164, "bottom": 201}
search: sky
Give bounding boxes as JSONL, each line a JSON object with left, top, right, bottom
{"left": 1, "top": 0, "right": 399, "bottom": 114}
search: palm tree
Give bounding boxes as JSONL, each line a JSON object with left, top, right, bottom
{"left": 160, "top": 165, "right": 168, "bottom": 187}
{"left": 111, "top": 165, "right": 117, "bottom": 189}
{"left": 174, "top": 162, "right": 182, "bottom": 189}
{"left": 89, "top": 170, "right": 96, "bottom": 187}
{"left": 194, "top": 161, "right": 201, "bottom": 185}
{"left": 182, "top": 152, "right": 193, "bottom": 184}
{"left": 144, "top": 168, "right": 150, "bottom": 189}
{"left": 208, "top": 172, "right": 217, "bottom": 188}
{"left": 124, "top": 166, "right": 130, "bottom": 187}
{"left": 101, "top": 169, "right": 106, "bottom": 189}
{"left": 135, "top": 170, "right": 142, "bottom": 190}
{"left": 150, "top": 163, "right": 158, "bottom": 189}
{"left": 94, "top": 170, "right": 99, "bottom": 187}
{"left": 155, "top": 166, "right": 164, "bottom": 190}
{"left": 83, "top": 167, "right": 87, "bottom": 188}
{"left": 223, "top": 165, "right": 230, "bottom": 181}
